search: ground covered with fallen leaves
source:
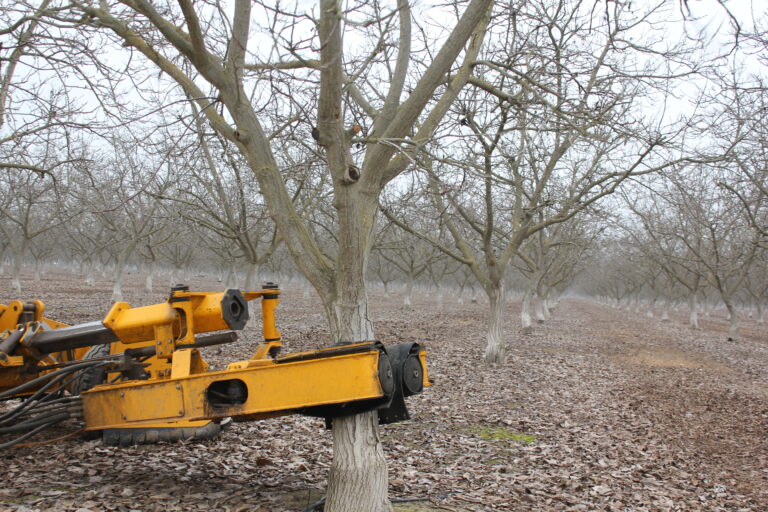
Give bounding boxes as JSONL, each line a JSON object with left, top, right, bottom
{"left": 2, "top": 268, "right": 767, "bottom": 511}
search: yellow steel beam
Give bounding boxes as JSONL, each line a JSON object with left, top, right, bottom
{"left": 82, "top": 348, "right": 385, "bottom": 430}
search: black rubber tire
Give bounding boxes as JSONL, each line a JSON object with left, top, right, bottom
{"left": 71, "top": 344, "right": 111, "bottom": 395}
{"left": 103, "top": 421, "right": 224, "bottom": 446}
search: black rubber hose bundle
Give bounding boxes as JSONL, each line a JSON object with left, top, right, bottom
{"left": 0, "top": 360, "right": 108, "bottom": 448}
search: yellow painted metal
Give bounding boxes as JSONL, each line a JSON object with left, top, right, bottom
{"left": 0, "top": 300, "right": 90, "bottom": 394}
{"left": 245, "top": 288, "right": 283, "bottom": 360}
{"left": 103, "top": 293, "right": 214, "bottom": 347}
{"left": 182, "top": 291, "right": 236, "bottom": 333}
{"left": 0, "top": 301, "right": 24, "bottom": 331}
{"left": 154, "top": 323, "right": 175, "bottom": 359}
{"left": 419, "top": 350, "right": 431, "bottom": 389}
{"left": 0, "top": 300, "right": 67, "bottom": 332}
{"left": 2, "top": 288, "right": 286, "bottom": 394}
{"left": 260, "top": 294, "right": 281, "bottom": 341}
{"left": 0, "top": 300, "right": 44, "bottom": 330}
{"left": 0, "top": 355, "right": 27, "bottom": 389}
{"left": 171, "top": 349, "right": 192, "bottom": 379}
{"left": 120, "top": 382, "right": 185, "bottom": 422}
{"left": 4, "top": 288, "right": 430, "bottom": 436}
{"left": 82, "top": 348, "right": 384, "bottom": 430}
{"left": 103, "top": 302, "right": 180, "bottom": 345}
{"left": 101, "top": 290, "right": 268, "bottom": 349}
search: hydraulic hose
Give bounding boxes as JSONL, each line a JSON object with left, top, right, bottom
{"left": 0, "top": 412, "right": 70, "bottom": 435}
{"left": 0, "top": 420, "right": 62, "bottom": 449}
{"left": 0, "top": 360, "right": 110, "bottom": 400}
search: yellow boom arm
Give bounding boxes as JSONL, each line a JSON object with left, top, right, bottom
{"left": 0, "top": 283, "right": 429, "bottom": 447}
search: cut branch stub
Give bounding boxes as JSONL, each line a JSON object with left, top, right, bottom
{"left": 343, "top": 165, "right": 361, "bottom": 185}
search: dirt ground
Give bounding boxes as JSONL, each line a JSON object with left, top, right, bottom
{"left": 1, "top": 268, "right": 767, "bottom": 511}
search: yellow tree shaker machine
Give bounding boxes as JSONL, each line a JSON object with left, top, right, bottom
{"left": 0, "top": 283, "right": 429, "bottom": 447}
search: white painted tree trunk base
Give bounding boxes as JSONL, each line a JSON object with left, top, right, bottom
{"left": 484, "top": 336, "right": 505, "bottom": 363}
{"left": 112, "top": 269, "right": 125, "bottom": 302}
{"left": 244, "top": 263, "right": 260, "bottom": 291}
{"left": 403, "top": 280, "right": 414, "bottom": 309}
{"left": 726, "top": 304, "right": 740, "bottom": 341}
{"left": 324, "top": 408, "right": 391, "bottom": 512}
{"left": 521, "top": 291, "right": 533, "bottom": 334}
{"left": 688, "top": 294, "right": 700, "bottom": 330}
{"left": 484, "top": 286, "right": 506, "bottom": 364}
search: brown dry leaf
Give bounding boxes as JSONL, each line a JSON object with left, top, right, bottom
{"left": 1, "top": 274, "right": 767, "bottom": 511}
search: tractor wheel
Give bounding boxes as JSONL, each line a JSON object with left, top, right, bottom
{"left": 70, "top": 344, "right": 111, "bottom": 395}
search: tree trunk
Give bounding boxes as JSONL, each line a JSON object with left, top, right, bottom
{"left": 111, "top": 244, "right": 136, "bottom": 302}
{"left": 33, "top": 259, "right": 42, "bottom": 281}
{"left": 170, "top": 267, "right": 179, "bottom": 287}
{"left": 112, "top": 261, "right": 127, "bottom": 302}
{"left": 112, "top": 268, "right": 124, "bottom": 302}
{"left": 540, "top": 290, "right": 551, "bottom": 321}
{"left": 403, "top": 273, "right": 414, "bottom": 309}
{"left": 321, "top": 273, "right": 391, "bottom": 511}
{"left": 85, "top": 261, "right": 96, "bottom": 287}
{"left": 144, "top": 260, "right": 156, "bottom": 294}
{"left": 757, "top": 302, "right": 765, "bottom": 324}
{"left": 484, "top": 282, "right": 506, "bottom": 364}
{"left": 244, "top": 261, "right": 260, "bottom": 291}
{"left": 534, "top": 290, "right": 549, "bottom": 324}
{"left": 724, "top": 301, "right": 739, "bottom": 341}
{"left": 224, "top": 264, "right": 236, "bottom": 289}
{"left": 521, "top": 288, "right": 533, "bottom": 334}
{"left": 326, "top": 410, "right": 389, "bottom": 512}
{"left": 544, "top": 296, "right": 555, "bottom": 316}
{"left": 688, "top": 292, "right": 699, "bottom": 330}
{"left": 11, "top": 241, "right": 25, "bottom": 294}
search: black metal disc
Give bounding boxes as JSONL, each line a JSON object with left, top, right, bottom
{"left": 402, "top": 355, "right": 423, "bottom": 396}
{"left": 378, "top": 353, "right": 395, "bottom": 396}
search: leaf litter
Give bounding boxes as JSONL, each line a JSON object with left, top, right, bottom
{"left": 1, "top": 271, "right": 767, "bottom": 511}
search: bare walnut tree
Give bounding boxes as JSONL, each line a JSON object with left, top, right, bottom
{"left": 12, "top": 0, "right": 495, "bottom": 509}
{"left": 384, "top": 0, "right": 706, "bottom": 363}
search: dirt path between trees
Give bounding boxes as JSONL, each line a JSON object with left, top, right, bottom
{"left": 1, "top": 270, "right": 767, "bottom": 511}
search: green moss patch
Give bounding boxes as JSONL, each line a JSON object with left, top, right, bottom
{"left": 470, "top": 425, "right": 536, "bottom": 444}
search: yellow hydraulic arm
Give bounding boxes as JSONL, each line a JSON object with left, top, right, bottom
{"left": 0, "top": 283, "right": 429, "bottom": 447}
